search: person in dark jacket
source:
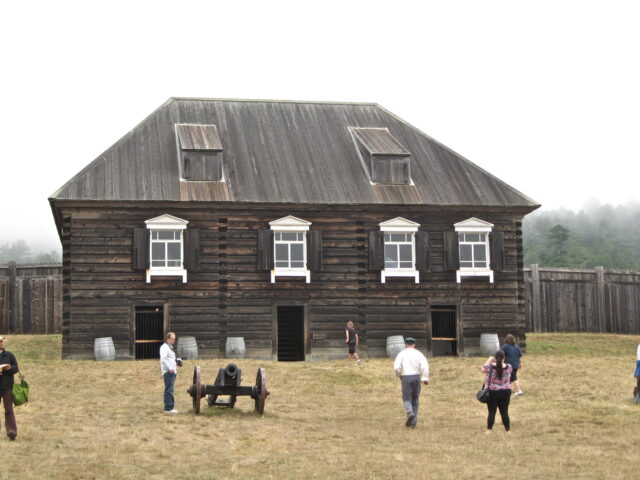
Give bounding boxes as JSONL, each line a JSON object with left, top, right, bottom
{"left": 0, "top": 336, "right": 19, "bottom": 440}
{"left": 502, "top": 334, "right": 524, "bottom": 396}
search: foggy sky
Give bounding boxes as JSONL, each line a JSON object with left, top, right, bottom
{"left": 2, "top": 0, "right": 639, "bottom": 250}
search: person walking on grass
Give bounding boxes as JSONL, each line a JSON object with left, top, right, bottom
{"left": 502, "top": 334, "right": 524, "bottom": 396}
{"left": 480, "top": 350, "right": 513, "bottom": 435}
{"left": 393, "top": 337, "right": 429, "bottom": 428}
{"left": 345, "top": 321, "right": 361, "bottom": 365}
{"left": 0, "top": 336, "right": 19, "bottom": 441}
{"left": 160, "top": 332, "right": 183, "bottom": 414}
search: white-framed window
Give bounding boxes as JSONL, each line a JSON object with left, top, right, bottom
{"left": 379, "top": 217, "right": 420, "bottom": 283}
{"left": 454, "top": 217, "right": 493, "bottom": 283}
{"left": 145, "top": 214, "right": 188, "bottom": 283}
{"left": 269, "top": 216, "right": 311, "bottom": 283}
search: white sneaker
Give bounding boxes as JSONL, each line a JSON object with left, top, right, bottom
{"left": 355, "top": 360, "right": 362, "bottom": 365}
{"left": 515, "top": 391, "right": 524, "bottom": 396}
{"left": 164, "top": 409, "right": 179, "bottom": 414}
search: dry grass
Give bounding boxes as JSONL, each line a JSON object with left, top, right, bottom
{"left": 1, "top": 333, "right": 639, "bottom": 480}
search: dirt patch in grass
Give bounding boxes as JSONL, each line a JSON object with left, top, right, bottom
{"left": 0, "top": 333, "right": 639, "bottom": 479}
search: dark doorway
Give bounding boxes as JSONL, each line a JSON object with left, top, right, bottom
{"left": 277, "top": 306, "right": 305, "bottom": 361}
{"left": 431, "top": 306, "right": 457, "bottom": 356}
{"left": 135, "top": 306, "right": 164, "bottom": 359}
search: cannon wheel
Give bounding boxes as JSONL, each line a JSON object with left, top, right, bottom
{"left": 192, "top": 365, "right": 202, "bottom": 414}
{"left": 254, "top": 368, "right": 269, "bottom": 414}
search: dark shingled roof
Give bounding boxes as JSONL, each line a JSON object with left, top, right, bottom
{"left": 50, "top": 98, "right": 539, "bottom": 208}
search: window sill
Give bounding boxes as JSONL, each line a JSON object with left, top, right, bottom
{"left": 381, "top": 269, "right": 419, "bottom": 284}
{"left": 147, "top": 268, "right": 187, "bottom": 283}
{"left": 456, "top": 269, "right": 493, "bottom": 283}
{"left": 271, "top": 269, "right": 310, "bottom": 283}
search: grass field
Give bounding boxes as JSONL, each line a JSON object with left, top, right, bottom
{"left": 1, "top": 333, "right": 639, "bottom": 480}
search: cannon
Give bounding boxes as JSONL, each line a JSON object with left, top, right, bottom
{"left": 187, "top": 364, "right": 269, "bottom": 415}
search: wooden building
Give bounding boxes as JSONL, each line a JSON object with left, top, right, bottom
{"left": 49, "top": 98, "right": 539, "bottom": 360}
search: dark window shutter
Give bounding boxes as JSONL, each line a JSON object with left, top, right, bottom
{"left": 415, "top": 231, "right": 430, "bottom": 272}
{"left": 368, "top": 231, "right": 384, "bottom": 271}
{"left": 184, "top": 228, "right": 200, "bottom": 271}
{"left": 443, "top": 231, "right": 459, "bottom": 271}
{"left": 257, "top": 230, "right": 274, "bottom": 271}
{"left": 308, "top": 230, "right": 323, "bottom": 271}
{"left": 133, "top": 228, "right": 149, "bottom": 270}
{"left": 490, "top": 231, "right": 504, "bottom": 272}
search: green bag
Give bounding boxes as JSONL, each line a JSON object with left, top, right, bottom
{"left": 12, "top": 374, "right": 29, "bottom": 406}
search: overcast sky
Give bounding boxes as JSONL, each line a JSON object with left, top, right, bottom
{"left": 1, "top": 0, "right": 638, "bottom": 249}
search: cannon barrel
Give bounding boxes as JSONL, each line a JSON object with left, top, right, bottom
{"left": 224, "top": 363, "right": 239, "bottom": 378}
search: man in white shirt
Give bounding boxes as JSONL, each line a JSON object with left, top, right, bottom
{"left": 160, "top": 332, "right": 182, "bottom": 414}
{"left": 393, "top": 337, "right": 429, "bottom": 428}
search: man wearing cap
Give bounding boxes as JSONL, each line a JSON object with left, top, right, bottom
{"left": 393, "top": 337, "right": 429, "bottom": 428}
{"left": 0, "top": 336, "right": 19, "bottom": 440}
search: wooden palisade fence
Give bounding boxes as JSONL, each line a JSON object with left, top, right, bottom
{"left": 0, "top": 262, "right": 62, "bottom": 334}
{"left": 525, "top": 264, "right": 640, "bottom": 334}
{"left": 1, "top": 262, "right": 640, "bottom": 337}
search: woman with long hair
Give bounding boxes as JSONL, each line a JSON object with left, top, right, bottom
{"left": 502, "top": 334, "right": 524, "bottom": 395}
{"left": 480, "top": 350, "right": 513, "bottom": 435}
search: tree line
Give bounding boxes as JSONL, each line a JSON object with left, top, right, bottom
{"left": 0, "top": 240, "right": 61, "bottom": 264}
{"left": 523, "top": 202, "right": 640, "bottom": 270}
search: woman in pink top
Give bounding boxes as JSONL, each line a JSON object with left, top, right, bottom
{"left": 480, "top": 350, "right": 513, "bottom": 435}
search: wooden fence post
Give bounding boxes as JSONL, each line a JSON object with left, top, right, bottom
{"left": 7, "top": 261, "right": 17, "bottom": 333}
{"left": 530, "top": 264, "right": 542, "bottom": 332}
{"left": 595, "top": 266, "right": 606, "bottom": 333}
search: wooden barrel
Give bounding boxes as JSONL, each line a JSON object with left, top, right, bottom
{"left": 480, "top": 333, "right": 500, "bottom": 356}
{"left": 94, "top": 337, "right": 116, "bottom": 361}
{"left": 386, "top": 335, "right": 405, "bottom": 358}
{"left": 225, "top": 337, "right": 246, "bottom": 359}
{"left": 177, "top": 336, "right": 198, "bottom": 360}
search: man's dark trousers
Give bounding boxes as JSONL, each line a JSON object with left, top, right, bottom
{"left": 0, "top": 389, "right": 17, "bottom": 437}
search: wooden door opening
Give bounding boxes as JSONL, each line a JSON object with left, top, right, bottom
{"left": 431, "top": 306, "right": 457, "bottom": 356}
{"left": 135, "top": 306, "right": 164, "bottom": 359}
{"left": 277, "top": 306, "right": 305, "bottom": 361}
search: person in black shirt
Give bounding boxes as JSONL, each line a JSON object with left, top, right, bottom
{"left": 0, "top": 336, "right": 19, "bottom": 441}
{"left": 345, "top": 321, "right": 361, "bottom": 365}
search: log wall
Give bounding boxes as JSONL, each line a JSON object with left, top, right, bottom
{"left": 5, "top": 258, "right": 640, "bottom": 347}
{"left": 56, "top": 203, "right": 527, "bottom": 360}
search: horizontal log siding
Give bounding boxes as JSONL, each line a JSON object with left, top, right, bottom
{"left": 59, "top": 204, "right": 525, "bottom": 359}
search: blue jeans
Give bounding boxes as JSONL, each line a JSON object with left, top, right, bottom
{"left": 163, "top": 372, "right": 176, "bottom": 411}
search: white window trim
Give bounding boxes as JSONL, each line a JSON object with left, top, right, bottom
{"left": 379, "top": 217, "right": 420, "bottom": 284}
{"left": 145, "top": 214, "right": 188, "bottom": 283}
{"left": 269, "top": 216, "right": 311, "bottom": 283}
{"left": 454, "top": 217, "right": 493, "bottom": 283}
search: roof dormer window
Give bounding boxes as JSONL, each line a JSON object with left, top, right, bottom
{"left": 350, "top": 127, "right": 412, "bottom": 185}
{"left": 176, "top": 124, "right": 224, "bottom": 181}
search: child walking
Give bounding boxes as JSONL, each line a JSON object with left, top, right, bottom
{"left": 345, "top": 321, "right": 361, "bottom": 365}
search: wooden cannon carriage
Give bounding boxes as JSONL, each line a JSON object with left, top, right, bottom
{"left": 187, "top": 364, "right": 269, "bottom": 415}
